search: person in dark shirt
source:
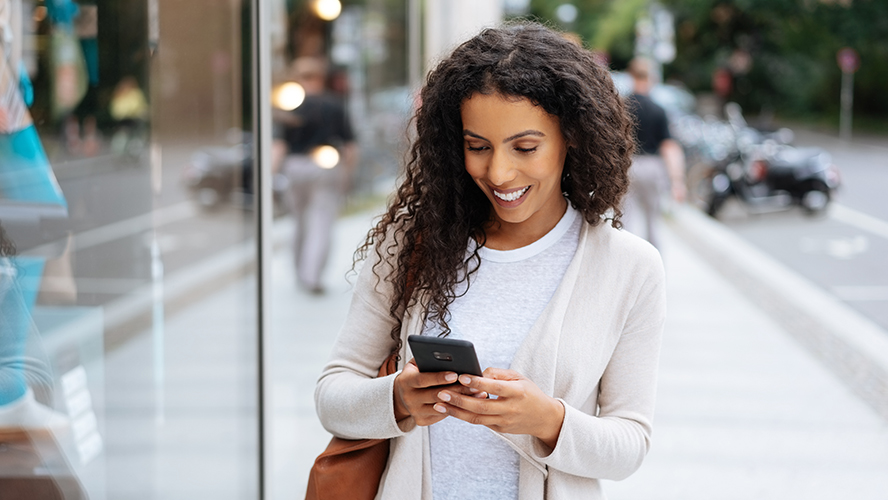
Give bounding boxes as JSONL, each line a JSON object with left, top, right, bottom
{"left": 273, "top": 57, "right": 358, "bottom": 294}
{"left": 623, "top": 57, "right": 685, "bottom": 249}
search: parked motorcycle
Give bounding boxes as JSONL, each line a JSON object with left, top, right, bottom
{"left": 686, "top": 103, "right": 840, "bottom": 217}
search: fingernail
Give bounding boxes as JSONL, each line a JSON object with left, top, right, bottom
{"left": 469, "top": 388, "right": 479, "bottom": 393}
{"left": 438, "top": 391, "right": 451, "bottom": 402}
{"left": 459, "top": 375, "right": 472, "bottom": 385}
{"left": 433, "top": 404, "right": 447, "bottom": 414}
{"left": 445, "top": 373, "right": 457, "bottom": 383}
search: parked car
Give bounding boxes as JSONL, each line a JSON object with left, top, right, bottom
{"left": 181, "top": 131, "right": 286, "bottom": 213}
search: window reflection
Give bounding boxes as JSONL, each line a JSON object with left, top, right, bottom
{"left": 2, "top": 0, "right": 257, "bottom": 498}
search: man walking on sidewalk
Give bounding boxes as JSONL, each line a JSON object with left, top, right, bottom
{"left": 623, "top": 57, "right": 686, "bottom": 249}
{"left": 274, "top": 57, "right": 358, "bottom": 295}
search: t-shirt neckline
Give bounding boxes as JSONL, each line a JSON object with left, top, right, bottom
{"left": 477, "top": 203, "right": 579, "bottom": 263}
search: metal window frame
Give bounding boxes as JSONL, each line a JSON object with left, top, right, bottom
{"left": 251, "top": 0, "right": 273, "bottom": 498}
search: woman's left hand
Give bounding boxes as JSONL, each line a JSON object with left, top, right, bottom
{"left": 433, "top": 367, "right": 565, "bottom": 450}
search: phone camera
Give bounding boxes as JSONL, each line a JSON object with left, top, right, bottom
{"left": 432, "top": 351, "right": 453, "bottom": 362}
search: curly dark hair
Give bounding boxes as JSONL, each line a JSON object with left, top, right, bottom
{"left": 356, "top": 22, "right": 635, "bottom": 355}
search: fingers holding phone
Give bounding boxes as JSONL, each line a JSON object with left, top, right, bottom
{"left": 395, "top": 335, "right": 489, "bottom": 426}
{"left": 393, "top": 359, "right": 481, "bottom": 426}
{"left": 435, "top": 367, "right": 566, "bottom": 450}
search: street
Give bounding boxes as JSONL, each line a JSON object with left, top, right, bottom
{"left": 714, "top": 128, "right": 888, "bottom": 331}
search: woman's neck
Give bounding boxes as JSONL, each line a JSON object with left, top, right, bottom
{"left": 481, "top": 197, "right": 568, "bottom": 251}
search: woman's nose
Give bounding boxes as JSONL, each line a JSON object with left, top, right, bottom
{"left": 487, "top": 150, "right": 517, "bottom": 186}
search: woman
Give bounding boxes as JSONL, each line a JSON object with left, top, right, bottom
{"left": 315, "top": 22, "right": 666, "bottom": 499}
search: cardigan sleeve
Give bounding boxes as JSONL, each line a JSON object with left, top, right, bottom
{"left": 528, "top": 245, "right": 666, "bottom": 480}
{"left": 314, "top": 244, "right": 417, "bottom": 440}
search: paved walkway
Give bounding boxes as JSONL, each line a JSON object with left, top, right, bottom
{"left": 267, "top": 206, "right": 888, "bottom": 499}
{"left": 604, "top": 227, "right": 888, "bottom": 499}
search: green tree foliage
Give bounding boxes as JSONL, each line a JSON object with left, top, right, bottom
{"left": 526, "top": 0, "right": 887, "bottom": 123}
{"left": 524, "top": 0, "right": 645, "bottom": 66}
{"left": 662, "top": 0, "right": 888, "bottom": 120}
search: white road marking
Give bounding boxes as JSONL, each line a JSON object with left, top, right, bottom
{"left": 799, "top": 234, "right": 869, "bottom": 260}
{"left": 829, "top": 203, "right": 888, "bottom": 241}
{"left": 832, "top": 286, "right": 888, "bottom": 301}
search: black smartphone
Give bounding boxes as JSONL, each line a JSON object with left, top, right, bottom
{"left": 407, "top": 335, "right": 483, "bottom": 376}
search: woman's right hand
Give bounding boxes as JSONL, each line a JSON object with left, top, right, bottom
{"left": 393, "top": 359, "right": 486, "bottom": 425}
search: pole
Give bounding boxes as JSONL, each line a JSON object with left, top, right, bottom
{"left": 408, "top": 0, "right": 422, "bottom": 91}
{"left": 840, "top": 70, "right": 853, "bottom": 142}
{"left": 253, "top": 0, "right": 273, "bottom": 496}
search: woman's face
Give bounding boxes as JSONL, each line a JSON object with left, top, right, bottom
{"left": 461, "top": 92, "right": 569, "bottom": 247}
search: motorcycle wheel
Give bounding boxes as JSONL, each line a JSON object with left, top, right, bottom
{"left": 799, "top": 181, "right": 830, "bottom": 215}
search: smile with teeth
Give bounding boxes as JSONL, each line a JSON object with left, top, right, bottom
{"left": 493, "top": 186, "right": 530, "bottom": 202}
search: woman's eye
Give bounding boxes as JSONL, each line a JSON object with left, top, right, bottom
{"left": 515, "top": 146, "right": 537, "bottom": 153}
{"left": 466, "top": 145, "right": 488, "bottom": 152}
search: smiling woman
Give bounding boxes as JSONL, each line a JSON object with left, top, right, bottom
{"left": 314, "top": 21, "right": 665, "bottom": 500}
{"left": 461, "top": 93, "right": 569, "bottom": 249}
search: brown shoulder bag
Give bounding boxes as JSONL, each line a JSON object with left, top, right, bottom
{"left": 303, "top": 352, "right": 398, "bottom": 500}
{"left": 305, "top": 243, "right": 419, "bottom": 500}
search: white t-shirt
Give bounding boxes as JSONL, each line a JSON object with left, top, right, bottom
{"left": 424, "top": 204, "right": 582, "bottom": 500}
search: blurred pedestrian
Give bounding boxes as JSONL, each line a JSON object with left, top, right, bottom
{"left": 623, "top": 57, "right": 686, "bottom": 249}
{"left": 274, "top": 57, "right": 357, "bottom": 294}
{"left": 315, "top": 22, "right": 665, "bottom": 499}
{"left": 109, "top": 75, "right": 148, "bottom": 157}
{"left": 0, "top": 222, "right": 66, "bottom": 435}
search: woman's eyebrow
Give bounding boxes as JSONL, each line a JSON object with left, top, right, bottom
{"left": 503, "top": 130, "right": 545, "bottom": 142}
{"left": 463, "top": 130, "right": 488, "bottom": 141}
{"left": 462, "top": 129, "right": 546, "bottom": 142}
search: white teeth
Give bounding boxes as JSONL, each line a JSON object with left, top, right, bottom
{"left": 493, "top": 186, "right": 529, "bottom": 202}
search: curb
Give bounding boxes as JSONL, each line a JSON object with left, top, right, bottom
{"left": 666, "top": 204, "right": 888, "bottom": 422}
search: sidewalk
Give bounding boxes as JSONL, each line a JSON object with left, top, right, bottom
{"left": 268, "top": 205, "right": 888, "bottom": 499}
{"left": 605, "top": 224, "right": 888, "bottom": 499}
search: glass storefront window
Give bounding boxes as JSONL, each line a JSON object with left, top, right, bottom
{"left": 1, "top": 0, "right": 258, "bottom": 497}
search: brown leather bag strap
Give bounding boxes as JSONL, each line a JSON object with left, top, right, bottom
{"left": 378, "top": 352, "right": 398, "bottom": 377}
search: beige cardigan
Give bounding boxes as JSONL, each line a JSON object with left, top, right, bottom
{"left": 315, "top": 220, "right": 666, "bottom": 499}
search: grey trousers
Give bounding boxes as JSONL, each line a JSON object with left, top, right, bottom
{"left": 623, "top": 155, "right": 668, "bottom": 250}
{"left": 282, "top": 155, "right": 344, "bottom": 290}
